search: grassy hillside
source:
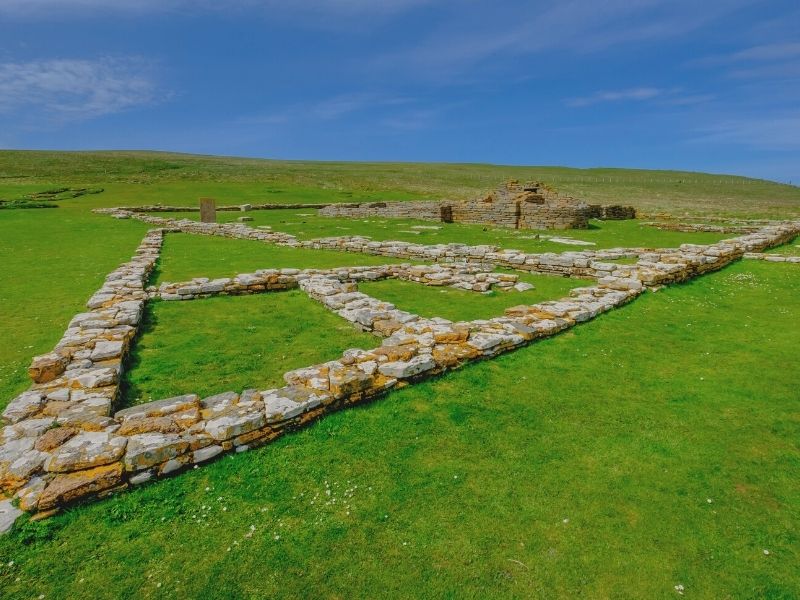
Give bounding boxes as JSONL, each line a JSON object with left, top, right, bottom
{"left": 0, "top": 151, "right": 799, "bottom": 598}
{"left": 1, "top": 150, "right": 799, "bottom": 217}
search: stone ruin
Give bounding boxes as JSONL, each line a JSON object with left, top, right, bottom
{"left": 319, "top": 180, "right": 636, "bottom": 230}
{"left": 1, "top": 202, "right": 797, "bottom": 530}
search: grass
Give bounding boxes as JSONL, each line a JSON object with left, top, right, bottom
{"left": 153, "top": 233, "right": 399, "bottom": 283}
{"left": 1, "top": 150, "right": 800, "bottom": 217}
{"left": 0, "top": 209, "right": 150, "bottom": 404}
{"left": 120, "top": 292, "right": 378, "bottom": 407}
{"left": 0, "top": 261, "right": 798, "bottom": 599}
{"left": 360, "top": 272, "right": 592, "bottom": 322}
{"left": 159, "top": 209, "right": 731, "bottom": 253}
{"left": 0, "top": 151, "right": 799, "bottom": 598}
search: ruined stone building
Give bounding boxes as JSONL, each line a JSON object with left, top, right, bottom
{"left": 320, "top": 181, "right": 635, "bottom": 230}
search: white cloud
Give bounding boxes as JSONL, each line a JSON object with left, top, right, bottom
{"left": 0, "top": 57, "right": 160, "bottom": 121}
{"left": 566, "top": 87, "right": 664, "bottom": 107}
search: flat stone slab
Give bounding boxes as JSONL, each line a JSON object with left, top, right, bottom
{"left": 0, "top": 498, "right": 23, "bottom": 534}
{"left": 45, "top": 431, "right": 127, "bottom": 473}
{"left": 123, "top": 433, "right": 190, "bottom": 472}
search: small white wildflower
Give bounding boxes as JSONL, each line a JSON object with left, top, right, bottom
{"left": 763, "top": 549, "right": 770, "bottom": 555}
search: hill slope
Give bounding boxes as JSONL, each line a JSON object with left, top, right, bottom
{"left": 1, "top": 150, "right": 799, "bottom": 217}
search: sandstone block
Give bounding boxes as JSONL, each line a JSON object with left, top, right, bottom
{"left": 38, "top": 463, "right": 124, "bottom": 511}
{"left": 2, "top": 391, "right": 45, "bottom": 424}
{"left": 28, "top": 353, "right": 68, "bottom": 383}
{"left": 123, "top": 433, "right": 190, "bottom": 472}
{"left": 45, "top": 431, "right": 127, "bottom": 472}
{"left": 204, "top": 406, "right": 266, "bottom": 441}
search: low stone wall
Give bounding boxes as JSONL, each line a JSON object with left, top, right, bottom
{"left": 3, "top": 211, "right": 797, "bottom": 523}
{"left": 319, "top": 201, "right": 443, "bottom": 220}
{"left": 643, "top": 221, "right": 758, "bottom": 234}
{"left": 743, "top": 252, "right": 800, "bottom": 263}
{"left": 587, "top": 205, "right": 637, "bottom": 220}
{"left": 113, "top": 203, "right": 330, "bottom": 213}
{"left": 318, "top": 199, "right": 591, "bottom": 230}
{"left": 150, "top": 264, "right": 522, "bottom": 301}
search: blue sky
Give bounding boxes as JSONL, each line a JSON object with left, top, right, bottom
{"left": 0, "top": 0, "right": 798, "bottom": 182}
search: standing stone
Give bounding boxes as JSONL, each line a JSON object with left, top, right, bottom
{"left": 200, "top": 198, "right": 216, "bottom": 223}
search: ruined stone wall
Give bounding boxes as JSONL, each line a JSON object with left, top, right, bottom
{"left": 2, "top": 213, "right": 800, "bottom": 521}
{"left": 587, "top": 205, "right": 637, "bottom": 220}
{"left": 318, "top": 201, "right": 444, "bottom": 220}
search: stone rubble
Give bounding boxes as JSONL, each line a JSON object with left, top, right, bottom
{"left": 1, "top": 212, "right": 798, "bottom": 530}
{"left": 743, "top": 252, "right": 800, "bottom": 263}
{"left": 150, "top": 263, "right": 520, "bottom": 301}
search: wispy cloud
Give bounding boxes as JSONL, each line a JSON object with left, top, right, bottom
{"left": 372, "top": 0, "right": 758, "bottom": 78}
{"left": 566, "top": 87, "right": 664, "bottom": 107}
{"left": 693, "top": 114, "right": 800, "bottom": 150}
{"left": 691, "top": 42, "right": 800, "bottom": 67}
{"left": 0, "top": 0, "right": 437, "bottom": 18}
{"left": 0, "top": 57, "right": 161, "bottom": 122}
{"left": 565, "top": 86, "right": 715, "bottom": 108}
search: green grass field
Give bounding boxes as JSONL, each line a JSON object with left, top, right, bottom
{"left": 0, "top": 151, "right": 799, "bottom": 599}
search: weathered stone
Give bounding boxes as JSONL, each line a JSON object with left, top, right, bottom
{"left": 118, "top": 416, "right": 181, "bottom": 436}
{"left": 204, "top": 406, "right": 266, "bottom": 441}
{"left": 0, "top": 442, "right": 48, "bottom": 489}
{"left": 199, "top": 391, "right": 239, "bottom": 417}
{"left": 34, "top": 427, "right": 78, "bottom": 452}
{"left": 200, "top": 197, "right": 216, "bottom": 223}
{"left": 115, "top": 394, "right": 199, "bottom": 422}
{"left": 328, "top": 364, "right": 374, "bottom": 398}
{"left": 192, "top": 444, "right": 223, "bottom": 463}
{"left": 513, "top": 282, "right": 535, "bottom": 292}
{"left": 45, "top": 431, "right": 127, "bottom": 472}
{"left": 123, "top": 433, "right": 189, "bottom": 471}
{"left": 262, "top": 387, "right": 320, "bottom": 423}
{"left": 69, "top": 365, "right": 119, "bottom": 389}
{"left": 13, "top": 418, "right": 56, "bottom": 438}
{"left": 56, "top": 396, "right": 113, "bottom": 427}
{"left": 0, "top": 498, "right": 23, "bottom": 534}
{"left": 378, "top": 355, "right": 436, "bottom": 379}
{"left": 2, "top": 391, "right": 45, "bottom": 425}
{"left": 38, "top": 463, "right": 124, "bottom": 511}
{"left": 129, "top": 470, "right": 153, "bottom": 486}
{"left": 90, "top": 340, "right": 124, "bottom": 361}
{"left": 28, "top": 352, "right": 68, "bottom": 383}
{"left": 15, "top": 475, "right": 48, "bottom": 511}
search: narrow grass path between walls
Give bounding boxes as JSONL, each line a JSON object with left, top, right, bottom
{"left": 119, "top": 292, "right": 378, "bottom": 408}
{"left": 1, "top": 261, "right": 797, "bottom": 599}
